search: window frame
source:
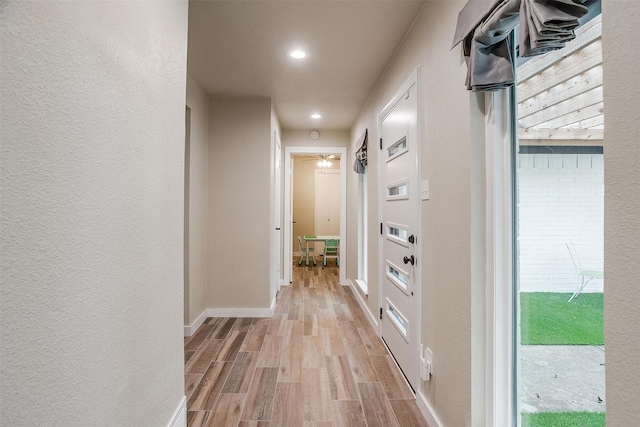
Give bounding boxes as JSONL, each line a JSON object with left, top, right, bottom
{"left": 484, "top": 86, "right": 517, "bottom": 427}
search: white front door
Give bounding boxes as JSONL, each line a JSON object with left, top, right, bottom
{"left": 379, "top": 72, "right": 420, "bottom": 391}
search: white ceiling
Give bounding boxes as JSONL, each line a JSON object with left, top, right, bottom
{"left": 187, "top": 0, "right": 426, "bottom": 131}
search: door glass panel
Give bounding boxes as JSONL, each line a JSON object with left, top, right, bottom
{"left": 514, "top": 4, "right": 605, "bottom": 426}
{"left": 386, "top": 223, "right": 409, "bottom": 247}
{"left": 387, "top": 135, "right": 408, "bottom": 160}
{"left": 386, "top": 261, "right": 409, "bottom": 293}
{"left": 386, "top": 299, "right": 408, "bottom": 339}
{"left": 386, "top": 180, "right": 408, "bottom": 200}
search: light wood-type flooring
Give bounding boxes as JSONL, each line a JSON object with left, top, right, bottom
{"left": 184, "top": 260, "right": 430, "bottom": 427}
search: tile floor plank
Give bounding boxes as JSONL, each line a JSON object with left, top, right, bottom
{"left": 241, "top": 323, "right": 268, "bottom": 352}
{"left": 187, "top": 410, "right": 212, "bottom": 427}
{"left": 371, "top": 355, "right": 415, "bottom": 400}
{"left": 357, "top": 326, "right": 389, "bottom": 357}
{"left": 321, "top": 327, "right": 346, "bottom": 356}
{"left": 221, "top": 351, "right": 258, "bottom": 394}
{"left": 241, "top": 367, "right": 279, "bottom": 421}
{"left": 206, "top": 393, "right": 246, "bottom": 427}
{"left": 358, "top": 382, "right": 400, "bottom": 427}
{"left": 303, "top": 368, "right": 335, "bottom": 423}
{"left": 185, "top": 339, "right": 224, "bottom": 375}
{"left": 389, "top": 399, "right": 431, "bottom": 427}
{"left": 325, "top": 355, "right": 359, "bottom": 401}
{"left": 345, "top": 344, "right": 379, "bottom": 383}
{"left": 332, "top": 400, "right": 366, "bottom": 427}
{"left": 185, "top": 260, "right": 429, "bottom": 427}
{"left": 272, "top": 382, "right": 304, "bottom": 427}
{"left": 188, "top": 361, "right": 234, "bottom": 410}
{"left": 303, "top": 335, "right": 325, "bottom": 369}
{"left": 238, "top": 421, "right": 270, "bottom": 427}
{"left": 210, "top": 318, "right": 237, "bottom": 340}
{"left": 256, "top": 335, "right": 284, "bottom": 368}
{"left": 185, "top": 324, "right": 215, "bottom": 353}
{"left": 278, "top": 344, "right": 303, "bottom": 382}
{"left": 216, "top": 331, "right": 247, "bottom": 362}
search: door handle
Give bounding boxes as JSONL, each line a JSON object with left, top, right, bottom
{"left": 403, "top": 255, "right": 415, "bottom": 265}
{"left": 408, "top": 234, "right": 415, "bottom": 244}
{"left": 275, "top": 227, "right": 281, "bottom": 230}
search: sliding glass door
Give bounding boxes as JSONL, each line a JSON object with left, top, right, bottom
{"left": 514, "top": 2, "right": 605, "bottom": 426}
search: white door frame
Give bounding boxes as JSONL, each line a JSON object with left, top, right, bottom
{"left": 377, "top": 68, "right": 422, "bottom": 389}
{"left": 283, "top": 146, "right": 347, "bottom": 285}
{"left": 271, "top": 131, "right": 283, "bottom": 301}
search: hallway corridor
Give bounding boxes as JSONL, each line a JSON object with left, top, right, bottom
{"left": 184, "top": 262, "right": 429, "bottom": 426}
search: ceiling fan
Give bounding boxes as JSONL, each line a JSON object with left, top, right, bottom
{"left": 302, "top": 154, "right": 336, "bottom": 168}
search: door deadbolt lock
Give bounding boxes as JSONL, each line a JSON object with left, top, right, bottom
{"left": 403, "top": 255, "right": 415, "bottom": 265}
{"left": 408, "top": 234, "right": 415, "bottom": 244}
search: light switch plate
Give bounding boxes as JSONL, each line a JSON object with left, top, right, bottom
{"left": 421, "top": 179, "right": 430, "bottom": 200}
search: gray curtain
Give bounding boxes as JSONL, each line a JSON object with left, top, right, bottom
{"left": 353, "top": 129, "right": 368, "bottom": 174}
{"left": 452, "top": 0, "right": 588, "bottom": 91}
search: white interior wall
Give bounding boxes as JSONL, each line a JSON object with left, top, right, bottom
{"left": 208, "top": 98, "right": 272, "bottom": 310}
{"left": 349, "top": 2, "right": 472, "bottom": 425}
{"left": 602, "top": 1, "right": 640, "bottom": 425}
{"left": 0, "top": 1, "right": 188, "bottom": 425}
{"left": 185, "top": 75, "right": 210, "bottom": 326}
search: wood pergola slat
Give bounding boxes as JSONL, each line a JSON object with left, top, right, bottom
{"left": 519, "top": 86, "right": 603, "bottom": 129}
{"left": 518, "top": 66, "right": 603, "bottom": 120}
{"left": 518, "top": 128, "right": 603, "bottom": 141}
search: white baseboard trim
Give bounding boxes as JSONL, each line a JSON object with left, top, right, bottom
{"left": 417, "top": 390, "right": 444, "bottom": 427}
{"left": 347, "top": 279, "right": 378, "bottom": 329}
{"left": 167, "top": 396, "right": 186, "bottom": 427}
{"left": 184, "top": 309, "right": 209, "bottom": 337}
{"left": 206, "top": 304, "right": 274, "bottom": 319}
{"left": 185, "top": 302, "right": 276, "bottom": 337}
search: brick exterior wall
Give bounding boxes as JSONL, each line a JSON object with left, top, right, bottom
{"left": 518, "top": 153, "right": 604, "bottom": 293}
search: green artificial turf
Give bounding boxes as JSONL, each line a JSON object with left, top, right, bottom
{"left": 521, "top": 412, "right": 605, "bottom": 427}
{"left": 520, "top": 292, "right": 603, "bottom": 345}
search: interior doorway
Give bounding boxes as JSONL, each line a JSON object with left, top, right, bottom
{"left": 283, "top": 146, "right": 347, "bottom": 285}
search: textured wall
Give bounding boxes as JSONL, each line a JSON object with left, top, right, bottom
{"left": 602, "top": 1, "right": 640, "bottom": 425}
{"left": 208, "top": 98, "right": 272, "bottom": 309}
{"left": 0, "top": 1, "right": 188, "bottom": 425}
{"left": 185, "top": 76, "right": 210, "bottom": 326}
{"left": 349, "top": 2, "right": 472, "bottom": 425}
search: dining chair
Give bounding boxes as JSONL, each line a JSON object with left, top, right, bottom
{"left": 322, "top": 239, "right": 340, "bottom": 267}
{"left": 298, "top": 236, "right": 316, "bottom": 265}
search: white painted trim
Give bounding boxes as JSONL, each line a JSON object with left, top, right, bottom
{"left": 354, "top": 279, "right": 368, "bottom": 296}
{"left": 207, "top": 304, "right": 274, "bottom": 319}
{"left": 186, "top": 302, "right": 276, "bottom": 336}
{"left": 348, "top": 279, "right": 378, "bottom": 329}
{"left": 484, "top": 89, "right": 515, "bottom": 426}
{"left": 283, "top": 146, "right": 348, "bottom": 286}
{"left": 166, "top": 396, "right": 187, "bottom": 427}
{"left": 417, "top": 391, "right": 444, "bottom": 427}
{"left": 184, "top": 309, "right": 208, "bottom": 337}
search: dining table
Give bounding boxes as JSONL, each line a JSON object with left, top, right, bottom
{"left": 303, "top": 235, "right": 340, "bottom": 266}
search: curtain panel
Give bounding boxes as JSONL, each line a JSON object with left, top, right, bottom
{"left": 353, "top": 129, "right": 368, "bottom": 174}
{"left": 452, "top": 0, "right": 588, "bottom": 91}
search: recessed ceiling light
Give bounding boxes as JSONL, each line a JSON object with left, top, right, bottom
{"left": 288, "top": 49, "right": 308, "bottom": 60}
{"left": 311, "top": 113, "right": 322, "bottom": 119}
